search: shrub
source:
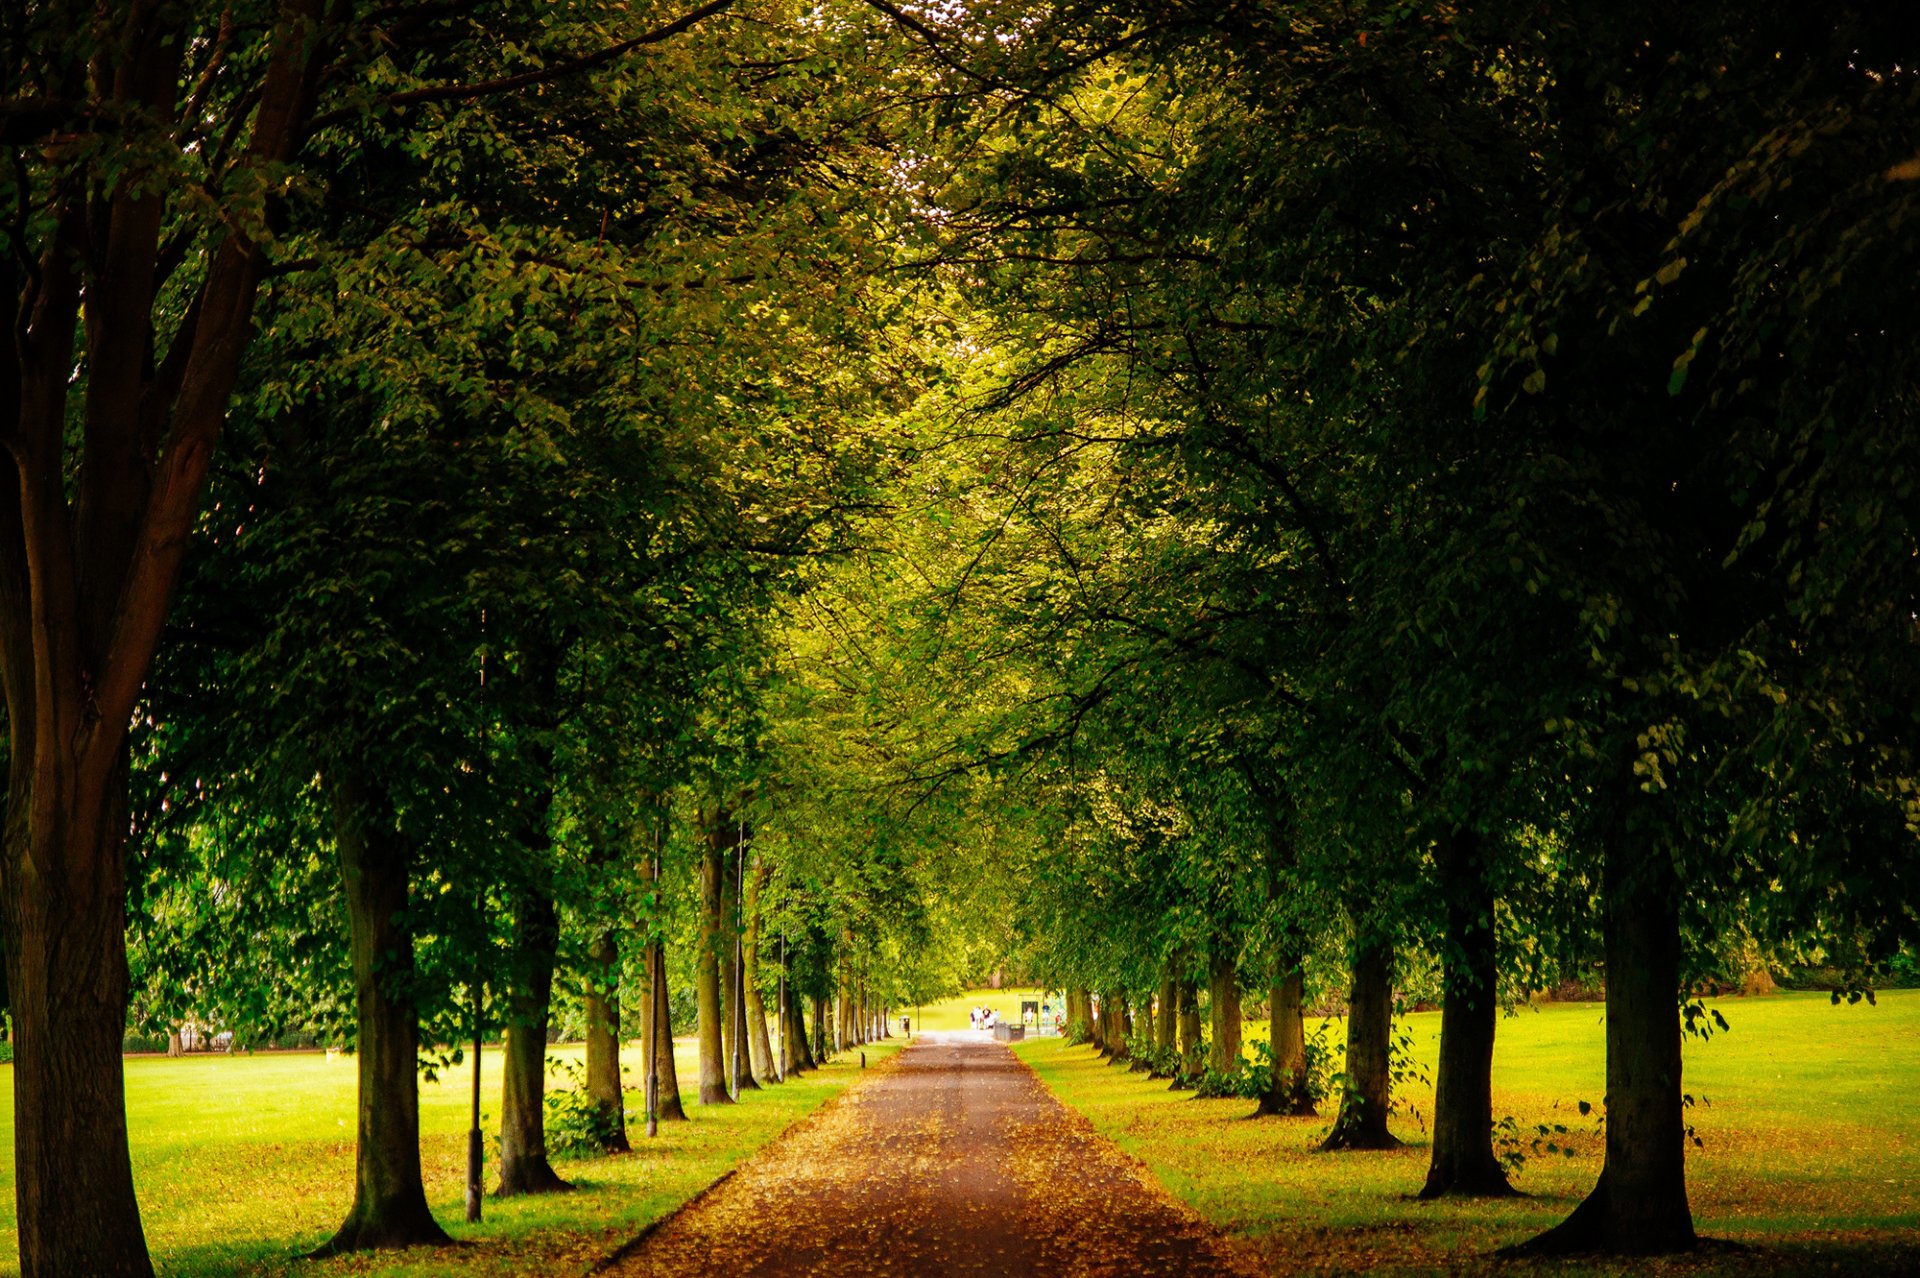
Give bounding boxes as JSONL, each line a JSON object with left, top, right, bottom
{"left": 1066, "top": 1017, "right": 1094, "bottom": 1046}
{"left": 542, "top": 1057, "right": 626, "bottom": 1155}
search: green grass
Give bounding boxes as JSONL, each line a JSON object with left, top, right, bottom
{"left": 1013, "top": 989, "right": 1920, "bottom": 1275}
{"left": 0, "top": 1036, "right": 900, "bottom": 1277}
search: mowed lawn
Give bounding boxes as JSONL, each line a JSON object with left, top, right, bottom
{"left": 0, "top": 1036, "right": 900, "bottom": 1278}
{"left": 1013, "top": 989, "right": 1920, "bottom": 1276}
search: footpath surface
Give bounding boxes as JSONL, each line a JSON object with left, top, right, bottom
{"left": 603, "top": 1032, "right": 1261, "bottom": 1277}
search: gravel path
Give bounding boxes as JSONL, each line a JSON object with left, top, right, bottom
{"left": 602, "top": 1033, "right": 1260, "bottom": 1277}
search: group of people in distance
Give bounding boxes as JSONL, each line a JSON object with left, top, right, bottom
{"left": 968, "top": 1006, "right": 1000, "bottom": 1032}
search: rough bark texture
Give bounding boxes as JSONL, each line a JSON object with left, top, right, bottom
{"left": 1257, "top": 965, "right": 1314, "bottom": 1116}
{"left": 1513, "top": 825, "right": 1694, "bottom": 1254}
{"left": 1206, "top": 952, "right": 1242, "bottom": 1075}
{"left": 583, "top": 926, "right": 630, "bottom": 1154}
{"left": 1422, "top": 829, "right": 1512, "bottom": 1196}
{"left": 317, "top": 775, "right": 451, "bottom": 1253}
{"left": 496, "top": 883, "right": 571, "bottom": 1196}
{"left": 696, "top": 810, "right": 735, "bottom": 1105}
{"left": 1322, "top": 934, "right": 1401, "bottom": 1151}
{"left": 813, "top": 991, "right": 831, "bottom": 1060}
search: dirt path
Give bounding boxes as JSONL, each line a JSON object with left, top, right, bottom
{"left": 603, "top": 1033, "right": 1260, "bottom": 1277}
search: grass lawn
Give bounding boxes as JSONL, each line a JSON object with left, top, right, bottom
{"left": 1012, "top": 989, "right": 1920, "bottom": 1276}
{"left": 0, "top": 1035, "right": 900, "bottom": 1278}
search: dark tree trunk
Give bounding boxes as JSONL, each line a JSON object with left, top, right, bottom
{"left": 1422, "top": 829, "right": 1513, "bottom": 1196}
{"left": 583, "top": 926, "right": 630, "bottom": 1155}
{"left": 1207, "top": 951, "right": 1242, "bottom": 1074}
{"left": 639, "top": 885, "right": 686, "bottom": 1124}
{"left": 785, "top": 981, "right": 815, "bottom": 1072}
{"left": 496, "top": 883, "right": 571, "bottom": 1196}
{"left": 1512, "top": 824, "right": 1694, "bottom": 1254}
{"left": 316, "top": 774, "right": 450, "bottom": 1253}
{"left": 696, "top": 809, "right": 735, "bottom": 1105}
{"left": 813, "top": 991, "right": 830, "bottom": 1060}
{"left": 1257, "top": 964, "right": 1314, "bottom": 1116}
{"left": 1067, "top": 987, "right": 1093, "bottom": 1044}
{"left": 0, "top": 14, "right": 325, "bottom": 1272}
{"left": 1322, "top": 932, "right": 1400, "bottom": 1151}
{"left": 1, "top": 752, "right": 153, "bottom": 1278}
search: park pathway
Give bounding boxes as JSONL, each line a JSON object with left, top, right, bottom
{"left": 602, "top": 1033, "right": 1262, "bottom": 1277}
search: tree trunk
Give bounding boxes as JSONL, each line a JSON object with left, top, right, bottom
{"left": 1207, "top": 951, "right": 1242, "bottom": 1074}
{"left": 743, "top": 861, "right": 777, "bottom": 1082}
{"left": 0, "top": 14, "right": 325, "bottom": 1272}
{"left": 1178, "top": 980, "right": 1202, "bottom": 1057}
{"left": 1067, "top": 986, "right": 1094, "bottom": 1043}
{"left": 1422, "top": 828, "right": 1512, "bottom": 1196}
{"left": 496, "top": 882, "right": 571, "bottom": 1196}
{"left": 583, "top": 926, "right": 630, "bottom": 1155}
{"left": 316, "top": 774, "right": 450, "bottom": 1253}
{"left": 0, "top": 750, "right": 153, "bottom": 1278}
{"left": 639, "top": 879, "right": 686, "bottom": 1123}
{"left": 1512, "top": 823, "right": 1694, "bottom": 1253}
{"left": 1156, "top": 976, "right": 1178, "bottom": 1054}
{"left": 1104, "top": 990, "right": 1132, "bottom": 1062}
{"left": 166, "top": 1031, "right": 184, "bottom": 1057}
{"left": 813, "top": 991, "right": 830, "bottom": 1059}
{"left": 1258, "top": 964, "right": 1314, "bottom": 1116}
{"left": 1322, "top": 931, "right": 1400, "bottom": 1151}
{"left": 696, "top": 811, "right": 735, "bottom": 1105}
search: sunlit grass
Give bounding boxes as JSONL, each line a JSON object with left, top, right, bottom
{"left": 0, "top": 1036, "right": 899, "bottom": 1277}
{"left": 1014, "top": 989, "right": 1920, "bottom": 1275}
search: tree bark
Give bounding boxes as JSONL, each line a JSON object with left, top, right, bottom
{"left": 743, "top": 861, "right": 777, "bottom": 1082}
{"left": 813, "top": 991, "right": 831, "bottom": 1059}
{"left": 1257, "top": 964, "right": 1314, "bottom": 1116}
{"left": 1322, "top": 931, "right": 1401, "bottom": 1151}
{"left": 0, "top": 751, "right": 153, "bottom": 1277}
{"left": 583, "top": 926, "right": 630, "bottom": 1154}
{"left": 1422, "top": 828, "right": 1512, "bottom": 1196}
{"left": 1207, "top": 951, "right": 1242, "bottom": 1075}
{"left": 1156, "top": 976, "right": 1178, "bottom": 1054}
{"left": 1512, "top": 821, "right": 1694, "bottom": 1253}
{"left": 696, "top": 809, "right": 735, "bottom": 1105}
{"left": 496, "top": 882, "right": 571, "bottom": 1195}
{"left": 1103, "top": 990, "right": 1132, "bottom": 1061}
{"left": 638, "top": 859, "right": 686, "bottom": 1124}
{"left": 316, "top": 774, "right": 450, "bottom": 1253}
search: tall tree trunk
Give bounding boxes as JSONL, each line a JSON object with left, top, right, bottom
{"left": 1257, "top": 964, "right": 1314, "bottom": 1116}
{"left": 743, "top": 861, "right": 776, "bottom": 1082}
{"left": 1207, "top": 951, "right": 1242, "bottom": 1074}
{"left": 0, "top": 13, "right": 325, "bottom": 1272}
{"left": 1156, "top": 976, "right": 1178, "bottom": 1054}
{"left": 1514, "top": 820, "right": 1694, "bottom": 1253}
{"left": 583, "top": 926, "right": 630, "bottom": 1154}
{"left": 1422, "top": 828, "right": 1512, "bottom": 1196}
{"left": 316, "top": 774, "right": 449, "bottom": 1253}
{"left": 696, "top": 809, "right": 735, "bottom": 1105}
{"left": 639, "top": 858, "right": 685, "bottom": 1123}
{"left": 1178, "top": 981, "right": 1202, "bottom": 1055}
{"left": 497, "top": 882, "right": 571, "bottom": 1195}
{"left": 1322, "top": 930, "right": 1400, "bottom": 1151}
{"left": 1104, "top": 990, "right": 1132, "bottom": 1062}
{"left": 813, "top": 991, "right": 830, "bottom": 1060}
{"left": 1067, "top": 986, "right": 1093, "bottom": 1043}
{"left": 0, "top": 750, "right": 152, "bottom": 1277}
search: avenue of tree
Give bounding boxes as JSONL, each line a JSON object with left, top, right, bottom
{"left": 2, "top": 4, "right": 1916, "bottom": 1277}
